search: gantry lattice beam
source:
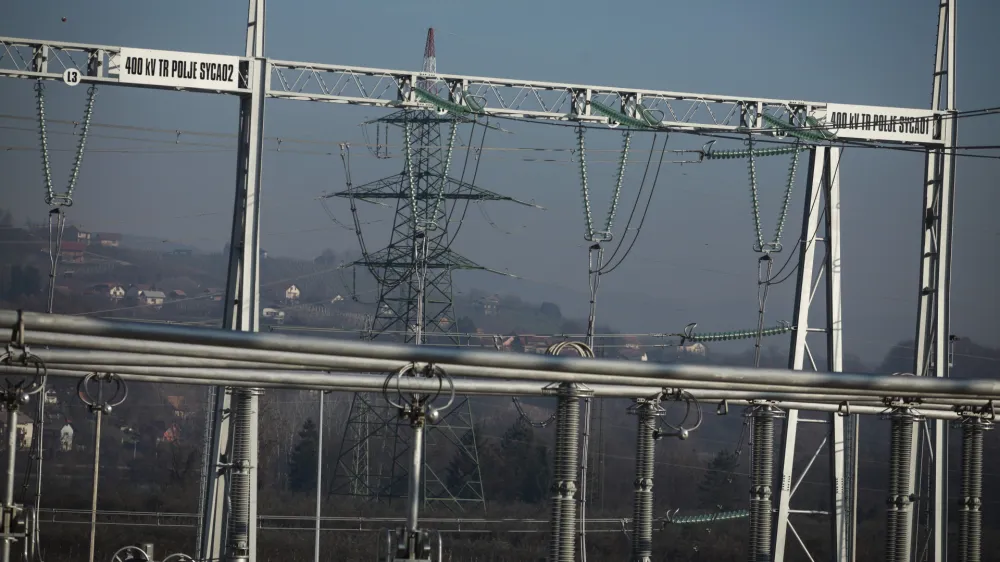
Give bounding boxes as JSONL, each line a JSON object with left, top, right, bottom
{"left": 0, "top": 36, "right": 945, "bottom": 146}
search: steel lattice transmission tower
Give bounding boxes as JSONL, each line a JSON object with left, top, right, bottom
{"left": 327, "top": 28, "right": 529, "bottom": 511}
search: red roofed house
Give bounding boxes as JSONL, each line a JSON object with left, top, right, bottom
{"left": 203, "top": 288, "right": 224, "bottom": 301}
{"left": 60, "top": 241, "right": 86, "bottom": 263}
{"left": 95, "top": 233, "right": 121, "bottom": 247}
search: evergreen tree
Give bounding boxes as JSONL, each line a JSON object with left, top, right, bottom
{"left": 539, "top": 301, "right": 561, "bottom": 319}
{"left": 697, "top": 449, "right": 742, "bottom": 510}
{"left": 481, "top": 418, "right": 550, "bottom": 504}
{"left": 7, "top": 265, "right": 22, "bottom": 300}
{"left": 24, "top": 265, "right": 43, "bottom": 295}
{"left": 288, "top": 418, "right": 319, "bottom": 492}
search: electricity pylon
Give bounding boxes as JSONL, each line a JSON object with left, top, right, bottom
{"left": 327, "top": 29, "right": 529, "bottom": 512}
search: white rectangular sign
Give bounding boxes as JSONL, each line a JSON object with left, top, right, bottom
{"left": 821, "top": 103, "right": 940, "bottom": 144}
{"left": 118, "top": 47, "right": 242, "bottom": 92}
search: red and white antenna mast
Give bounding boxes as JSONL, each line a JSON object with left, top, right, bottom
{"left": 417, "top": 28, "right": 436, "bottom": 91}
{"left": 422, "top": 27, "right": 436, "bottom": 74}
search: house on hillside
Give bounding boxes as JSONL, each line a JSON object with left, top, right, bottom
{"left": 16, "top": 414, "right": 33, "bottom": 449}
{"left": 76, "top": 229, "right": 92, "bottom": 245}
{"left": 88, "top": 283, "right": 125, "bottom": 301}
{"left": 2, "top": 413, "right": 34, "bottom": 450}
{"left": 284, "top": 284, "right": 300, "bottom": 303}
{"left": 127, "top": 287, "right": 165, "bottom": 307}
{"left": 479, "top": 295, "right": 500, "bottom": 316}
{"left": 168, "top": 289, "right": 187, "bottom": 299}
{"left": 677, "top": 342, "right": 707, "bottom": 357}
{"left": 616, "top": 336, "right": 645, "bottom": 360}
{"left": 125, "top": 285, "right": 149, "bottom": 302}
{"left": 203, "top": 288, "right": 224, "bottom": 301}
{"left": 141, "top": 290, "right": 166, "bottom": 307}
{"left": 95, "top": 233, "right": 121, "bottom": 247}
{"left": 61, "top": 225, "right": 83, "bottom": 244}
{"left": 60, "top": 241, "right": 86, "bottom": 263}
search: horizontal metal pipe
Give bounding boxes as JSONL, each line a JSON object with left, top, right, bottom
{"left": 32, "top": 349, "right": 317, "bottom": 370}
{"left": 763, "top": 402, "right": 957, "bottom": 420}
{"left": 22, "top": 333, "right": 997, "bottom": 402}
{"left": 44, "top": 371, "right": 963, "bottom": 420}
{"left": 11, "top": 364, "right": 973, "bottom": 417}
{"left": 8, "top": 310, "right": 998, "bottom": 398}
{"left": 24, "top": 335, "right": 888, "bottom": 396}
{"left": 40, "top": 362, "right": 972, "bottom": 411}
{"left": 7, "top": 364, "right": 646, "bottom": 398}
{"left": 26, "top": 344, "right": 882, "bottom": 398}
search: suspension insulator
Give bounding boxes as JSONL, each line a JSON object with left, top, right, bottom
{"left": 704, "top": 145, "right": 802, "bottom": 160}
{"left": 683, "top": 322, "right": 792, "bottom": 343}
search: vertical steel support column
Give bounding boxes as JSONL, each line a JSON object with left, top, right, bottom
{"left": 824, "top": 147, "right": 852, "bottom": 562}
{"left": 629, "top": 398, "right": 659, "bottom": 562}
{"left": 199, "top": 1, "right": 267, "bottom": 561}
{"left": 314, "top": 392, "right": 324, "bottom": 562}
{"left": 2, "top": 405, "right": 18, "bottom": 562}
{"left": 911, "top": 2, "right": 957, "bottom": 562}
{"left": 957, "top": 415, "right": 989, "bottom": 562}
{"left": 86, "top": 408, "right": 103, "bottom": 562}
{"left": 549, "top": 384, "right": 581, "bottom": 562}
{"left": 886, "top": 408, "right": 919, "bottom": 562}
{"left": 774, "top": 146, "right": 850, "bottom": 562}
{"left": 406, "top": 416, "right": 425, "bottom": 536}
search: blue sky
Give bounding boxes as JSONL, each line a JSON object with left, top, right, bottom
{"left": 1, "top": 0, "right": 998, "bottom": 363}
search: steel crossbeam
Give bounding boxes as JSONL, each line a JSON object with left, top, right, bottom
{"left": 0, "top": 36, "right": 945, "bottom": 146}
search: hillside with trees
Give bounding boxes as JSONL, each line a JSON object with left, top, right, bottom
{"left": 1, "top": 213, "right": 997, "bottom": 560}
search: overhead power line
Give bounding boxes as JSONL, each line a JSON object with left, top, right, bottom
{"left": 2, "top": 107, "right": 1000, "bottom": 161}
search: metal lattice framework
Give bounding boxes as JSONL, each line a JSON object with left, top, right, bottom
{"left": 0, "top": 36, "right": 944, "bottom": 141}
{"left": 325, "top": 105, "right": 526, "bottom": 509}
{"left": 0, "top": 2, "right": 958, "bottom": 559}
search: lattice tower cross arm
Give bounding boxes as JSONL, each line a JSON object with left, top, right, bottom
{"left": 0, "top": 36, "right": 946, "bottom": 146}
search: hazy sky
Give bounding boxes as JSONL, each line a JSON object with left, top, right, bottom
{"left": 2, "top": 0, "right": 998, "bottom": 363}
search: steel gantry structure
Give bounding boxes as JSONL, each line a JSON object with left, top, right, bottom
{"left": 0, "top": 0, "right": 957, "bottom": 560}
